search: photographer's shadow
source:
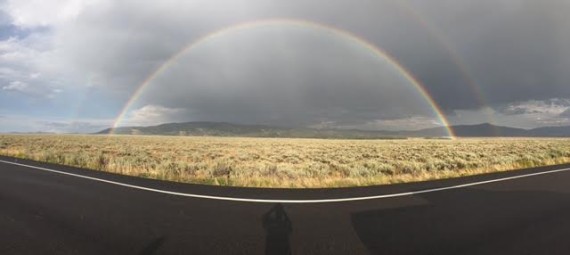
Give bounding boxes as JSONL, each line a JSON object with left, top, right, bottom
{"left": 263, "top": 204, "right": 292, "bottom": 255}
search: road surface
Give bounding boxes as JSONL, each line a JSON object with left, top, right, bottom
{"left": 2, "top": 155, "right": 570, "bottom": 254}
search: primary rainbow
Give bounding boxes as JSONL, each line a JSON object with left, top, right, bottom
{"left": 111, "top": 18, "right": 455, "bottom": 138}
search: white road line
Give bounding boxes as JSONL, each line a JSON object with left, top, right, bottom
{"left": 1, "top": 159, "right": 570, "bottom": 204}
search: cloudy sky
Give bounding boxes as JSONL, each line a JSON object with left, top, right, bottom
{"left": 1, "top": 0, "right": 570, "bottom": 133}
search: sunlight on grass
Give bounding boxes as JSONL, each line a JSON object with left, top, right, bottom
{"left": 1, "top": 134, "right": 569, "bottom": 188}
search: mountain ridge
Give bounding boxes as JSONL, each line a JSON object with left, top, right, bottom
{"left": 96, "top": 121, "right": 570, "bottom": 138}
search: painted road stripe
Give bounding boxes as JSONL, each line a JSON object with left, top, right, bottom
{"left": 1, "top": 159, "right": 570, "bottom": 204}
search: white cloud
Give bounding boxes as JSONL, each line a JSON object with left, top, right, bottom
{"left": 0, "top": 114, "right": 112, "bottom": 133}
{"left": 2, "top": 80, "right": 28, "bottom": 91}
{"left": 3, "top": 0, "right": 105, "bottom": 27}
{"left": 0, "top": 0, "right": 98, "bottom": 100}
{"left": 0, "top": 73, "right": 61, "bottom": 98}
{"left": 501, "top": 98, "right": 570, "bottom": 116}
{"left": 560, "top": 109, "right": 570, "bottom": 118}
{"left": 39, "top": 120, "right": 111, "bottom": 133}
{"left": 0, "top": 67, "right": 19, "bottom": 79}
{"left": 29, "top": 72, "right": 40, "bottom": 79}
{"left": 0, "top": 31, "right": 67, "bottom": 99}
{"left": 450, "top": 99, "right": 570, "bottom": 129}
{"left": 122, "top": 105, "right": 190, "bottom": 127}
{"left": 0, "top": 36, "right": 47, "bottom": 68}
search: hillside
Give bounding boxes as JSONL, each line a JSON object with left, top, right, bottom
{"left": 96, "top": 122, "right": 405, "bottom": 139}
{"left": 96, "top": 122, "right": 570, "bottom": 138}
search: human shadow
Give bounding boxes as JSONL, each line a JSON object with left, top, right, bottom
{"left": 351, "top": 188, "right": 570, "bottom": 255}
{"left": 263, "top": 203, "right": 292, "bottom": 255}
{"left": 138, "top": 236, "right": 166, "bottom": 255}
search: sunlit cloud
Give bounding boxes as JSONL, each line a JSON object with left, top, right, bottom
{"left": 120, "top": 105, "right": 191, "bottom": 127}
{"left": 450, "top": 98, "right": 570, "bottom": 129}
{"left": 500, "top": 98, "right": 570, "bottom": 116}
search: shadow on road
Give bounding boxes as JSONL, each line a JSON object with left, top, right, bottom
{"left": 351, "top": 188, "right": 570, "bottom": 255}
{"left": 138, "top": 236, "right": 166, "bottom": 255}
{"left": 263, "top": 204, "right": 292, "bottom": 255}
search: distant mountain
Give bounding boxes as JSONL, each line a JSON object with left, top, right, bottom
{"left": 411, "top": 123, "right": 570, "bottom": 137}
{"left": 7, "top": 131, "right": 57, "bottom": 134}
{"left": 96, "top": 121, "right": 570, "bottom": 138}
{"left": 96, "top": 122, "right": 405, "bottom": 139}
{"left": 442, "top": 123, "right": 528, "bottom": 137}
{"left": 387, "top": 123, "right": 524, "bottom": 137}
{"left": 451, "top": 123, "right": 528, "bottom": 137}
{"left": 528, "top": 126, "right": 570, "bottom": 137}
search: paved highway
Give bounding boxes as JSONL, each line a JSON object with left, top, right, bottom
{"left": 2, "top": 156, "right": 570, "bottom": 254}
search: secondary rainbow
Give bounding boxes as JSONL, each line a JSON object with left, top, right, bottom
{"left": 393, "top": 0, "right": 498, "bottom": 133}
{"left": 111, "top": 18, "right": 455, "bottom": 138}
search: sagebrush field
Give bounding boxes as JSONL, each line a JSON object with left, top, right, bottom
{"left": 1, "top": 134, "right": 569, "bottom": 188}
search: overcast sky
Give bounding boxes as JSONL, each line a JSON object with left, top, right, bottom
{"left": 1, "top": 0, "right": 570, "bottom": 133}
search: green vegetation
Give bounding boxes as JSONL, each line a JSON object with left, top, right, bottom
{"left": 1, "top": 134, "right": 570, "bottom": 188}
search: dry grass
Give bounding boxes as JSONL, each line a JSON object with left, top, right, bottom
{"left": 1, "top": 134, "right": 570, "bottom": 188}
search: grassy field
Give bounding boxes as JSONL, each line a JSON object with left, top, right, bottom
{"left": 1, "top": 134, "right": 570, "bottom": 188}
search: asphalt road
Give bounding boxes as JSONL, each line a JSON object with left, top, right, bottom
{"left": 2, "top": 156, "right": 570, "bottom": 255}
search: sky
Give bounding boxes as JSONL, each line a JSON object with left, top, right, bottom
{"left": 1, "top": 0, "right": 570, "bottom": 133}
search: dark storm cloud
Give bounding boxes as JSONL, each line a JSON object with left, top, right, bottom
{"left": 5, "top": 0, "right": 570, "bottom": 130}
{"left": 262, "top": 0, "right": 488, "bottom": 111}
{"left": 263, "top": 0, "right": 570, "bottom": 112}
{"left": 405, "top": 0, "right": 570, "bottom": 111}
{"left": 89, "top": 0, "right": 570, "bottom": 113}
{"left": 136, "top": 25, "right": 437, "bottom": 127}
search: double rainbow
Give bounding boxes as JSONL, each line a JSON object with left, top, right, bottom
{"left": 111, "top": 18, "right": 456, "bottom": 138}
